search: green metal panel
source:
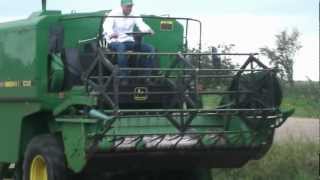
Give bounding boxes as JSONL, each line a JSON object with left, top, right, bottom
{"left": 49, "top": 54, "right": 64, "bottom": 92}
{"left": 61, "top": 11, "right": 107, "bottom": 48}
{"left": 0, "top": 103, "right": 40, "bottom": 162}
{"left": 0, "top": 11, "right": 61, "bottom": 163}
{"left": 59, "top": 121, "right": 88, "bottom": 173}
{"left": 0, "top": 18, "right": 38, "bottom": 100}
{"left": 0, "top": 10, "right": 103, "bottom": 109}
{"left": 53, "top": 92, "right": 97, "bottom": 116}
{"left": 0, "top": 11, "right": 62, "bottom": 103}
{"left": 143, "top": 18, "right": 184, "bottom": 68}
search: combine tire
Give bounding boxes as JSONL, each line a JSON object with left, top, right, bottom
{"left": 22, "top": 135, "right": 67, "bottom": 180}
{"left": 0, "top": 163, "right": 9, "bottom": 180}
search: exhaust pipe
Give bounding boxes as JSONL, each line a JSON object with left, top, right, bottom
{"left": 42, "top": 0, "right": 46, "bottom": 11}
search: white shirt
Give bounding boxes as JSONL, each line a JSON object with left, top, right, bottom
{"left": 103, "top": 7, "right": 152, "bottom": 43}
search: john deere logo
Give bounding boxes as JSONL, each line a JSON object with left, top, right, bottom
{"left": 134, "top": 87, "right": 148, "bottom": 101}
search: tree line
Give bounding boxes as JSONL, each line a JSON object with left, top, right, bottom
{"left": 191, "top": 29, "right": 302, "bottom": 87}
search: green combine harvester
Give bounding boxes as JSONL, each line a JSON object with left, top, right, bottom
{"left": 0, "top": 1, "right": 293, "bottom": 180}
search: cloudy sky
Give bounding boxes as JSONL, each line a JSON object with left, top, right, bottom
{"left": 0, "top": 0, "right": 318, "bottom": 81}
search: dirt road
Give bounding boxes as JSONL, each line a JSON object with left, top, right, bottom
{"left": 274, "top": 117, "right": 319, "bottom": 142}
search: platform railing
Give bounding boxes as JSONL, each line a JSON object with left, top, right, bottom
{"left": 83, "top": 50, "right": 275, "bottom": 106}
{"left": 80, "top": 49, "right": 284, "bottom": 132}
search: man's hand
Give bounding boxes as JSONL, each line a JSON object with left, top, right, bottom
{"left": 110, "top": 33, "right": 119, "bottom": 39}
{"left": 148, "top": 29, "right": 155, "bottom": 35}
{"left": 143, "top": 29, "right": 155, "bottom": 35}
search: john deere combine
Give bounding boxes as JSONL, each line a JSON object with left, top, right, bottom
{"left": 0, "top": 1, "right": 293, "bottom": 180}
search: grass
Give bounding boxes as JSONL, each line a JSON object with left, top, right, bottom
{"left": 281, "top": 81, "right": 320, "bottom": 118}
{"left": 211, "top": 137, "right": 319, "bottom": 180}
{"left": 202, "top": 95, "right": 221, "bottom": 108}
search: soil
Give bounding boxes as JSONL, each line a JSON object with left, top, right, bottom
{"left": 274, "top": 117, "right": 319, "bottom": 143}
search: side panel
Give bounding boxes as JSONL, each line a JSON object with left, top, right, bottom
{"left": 0, "top": 13, "right": 59, "bottom": 163}
{"left": 143, "top": 18, "right": 184, "bottom": 68}
{"left": 0, "top": 103, "right": 40, "bottom": 162}
{"left": 0, "top": 18, "right": 42, "bottom": 163}
{"left": 60, "top": 121, "right": 87, "bottom": 173}
{"left": 62, "top": 11, "right": 107, "bottom": 48}
{"left": 0, "top": 21, "right": 38, "bottom": 99}
{"left": 0, "top": 13, "right": 61, "bottom": 104}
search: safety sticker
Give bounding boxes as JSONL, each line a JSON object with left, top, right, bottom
{"left": 160, "top": 20, "right": 174, "bottom": 31}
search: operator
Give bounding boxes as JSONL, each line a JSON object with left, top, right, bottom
{"left": 103, "top": 0, "right": 155, "bottom": 85}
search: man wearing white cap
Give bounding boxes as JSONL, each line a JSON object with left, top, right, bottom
{"left": 103, "top": 0, "right": 155, "bottom": 83}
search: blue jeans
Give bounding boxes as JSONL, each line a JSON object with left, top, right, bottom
{"left": 109, "top": 41, "right": 155, "bottom": 76}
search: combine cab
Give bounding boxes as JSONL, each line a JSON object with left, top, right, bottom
{"left": 0, "top": 2, "right": 293, "bottom": 180}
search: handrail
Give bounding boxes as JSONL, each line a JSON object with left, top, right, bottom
{"left": 102, "top": 52, "right": 259, "bottom": 56}
{"left": 60, "top": 15, "right": 203, "bottom": 51}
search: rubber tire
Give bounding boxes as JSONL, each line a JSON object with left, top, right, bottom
{"left": 22, "top": 135, "right": 67, "bottom": 180}
{"left": 0, "top": 163, "right": 9, "bottom": 180}
{"left": 13, "top": 162, "right": 23, "bottom": 180}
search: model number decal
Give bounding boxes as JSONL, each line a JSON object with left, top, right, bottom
{"left": 0, "top": 80, "right": 33, "bottom": 88}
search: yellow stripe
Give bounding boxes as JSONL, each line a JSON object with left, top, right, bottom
{"left": 4, "top": 81, "right": 18, "bottom": 88}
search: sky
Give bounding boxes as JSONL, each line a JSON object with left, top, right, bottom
{"left": 0, "top": 0, "right": 318, "bottom": 81}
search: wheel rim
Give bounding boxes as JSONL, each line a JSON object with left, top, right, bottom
{"left": 30, "top": 155, "right": 48, "bottom": 180}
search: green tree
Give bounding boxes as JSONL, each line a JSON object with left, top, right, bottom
{"left": 260, "top": 29, "right": 302, "bottom": 86}
{"left": 188, "top": 44, "right": 238, "bottom": 88}
{"left": 215, "top": 44, "right": 238, "bottom": 70}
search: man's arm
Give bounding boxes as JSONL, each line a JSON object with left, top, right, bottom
{"left": 135, "top": 17, "right": 154, "bottom": 34}
{"left": 103, "top": 11, "right": 118, "bottom": 39}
